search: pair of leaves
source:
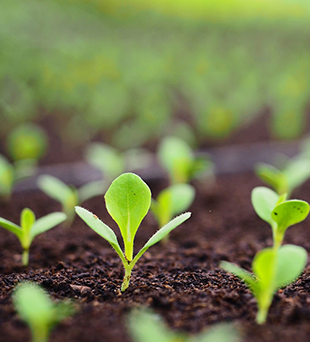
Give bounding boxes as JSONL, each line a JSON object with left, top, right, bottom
{"left": 0, "top": 208, "right": 66, "bottom": 264}
{"left": 151, "top": 183, "right": 195, "bottom": 227}
{"left": 14, "top": 283, "right": 74, "bottom": 342}
{"left": 251, "top": 187, "right": 309, "bottom": 245}
{"left": 255, "top": 158, "right": 310, "bottom": 196}
{"left": 75, "top": 173, "right": 191, "bottom": 289}
{"left": 221, "top": 244, "right": 307, "bottom": 323}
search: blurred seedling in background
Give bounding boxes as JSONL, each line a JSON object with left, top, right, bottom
{"left": 221, "top": 244, "right": 307, "bottom": 324}
{"left": 158, "top": 136, "right": 214, "bottom": 185}
{"left": 0, "top": 208, "right": 66, "bottom": 265}
{"left": 14, "top": 282, "right": 75, "bottom": 342}
{"left": 151, "top": 183, "right": 195, "bottom": 240}
{"left": 75, "top": 172, "right": 191, "bottom": 292}
{"left": 128, "top": 308, "right": 240, "bottom": 342}
{"left": 255, "top": 144, "right": 310, "bottom": 197}
{"left": 38, "top": 175, "right": 104, "bottom": 226}
{"left": 251, "top": 187, "right": 309, "bottom": 249}
{"left": 85, "top": 142, "right": 152, "bottom": 185}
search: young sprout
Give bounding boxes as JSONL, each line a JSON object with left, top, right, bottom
{"left": 251, "top": 187, "right": 309, "bottom": 249}
{"left": 158, "top": 136, "right": 213, "bottom": 184}
{"left": 151, "top": 183, "right": 195, "bottom": 229}
{"left": 14, "top": 282, "right": 75, "bottom": 342}
{"left": 37, "top": 175, "right": 104, "bottom": 226}
{"left": 0, "top": 208, "right": 66, "bottom": 265}
{"left": 85, "top": 142, "right": 152, "bottom": 183}
{"left": 75, "top": 172, "right": 191, "bottom": 292}
{"left": 128, "top": 308, "right": 240, "bottom": 342}
{"left": 255, "top": 157, "right": 310, "bottom": 197}
{"left": 220, "top": 244, "right": 307, "bottom": 324}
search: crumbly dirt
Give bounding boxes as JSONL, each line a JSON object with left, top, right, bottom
{"left": 1, "top": 172, "right": 310, "bottom": 342}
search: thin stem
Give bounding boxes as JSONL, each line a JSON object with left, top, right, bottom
{"left": 31, "top": 326, "right": 49, "bottom": 342}
{"left": 22, "top": 249, "right": 29, "bottom": 266}
{"left": 256, "top": 306, "right": 269, "bottom": 324}
{"left": 121, "top": 264, "right": 133, "bottom": 292}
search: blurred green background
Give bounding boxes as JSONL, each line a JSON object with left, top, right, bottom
{"left": 1, "top": 0, "right": 310, "bottom": 154}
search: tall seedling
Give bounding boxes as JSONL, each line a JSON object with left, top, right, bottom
{"left": 76, "top": 173, "right": 191, "bottom": 291}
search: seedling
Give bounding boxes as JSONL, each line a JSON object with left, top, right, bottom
{"left": 128, "top": 308, "right": 240, "bottom": 342}
{"left": 14, "top": 282, "right": 75, "bottom": 342}
{"left": 0, "top": 208, "right": 66, "bottom": 265}
{"left": 85, "top": 142, "right": 152, "bottom": 183}
{"left": 251, "top": 187, "right": 309, "bottom": 248}
{"left": 75, "top": 172, "right": 191, "bottom": 291}
{"left": 38, "top": 175, "right": 105, "bottom": 226}
{"left": 158, "top": 136, "right": 213, "bottom": 184}
{"left": 151, "top": 183, "right": 195, "bottom": 228}
{"left": 220, "top": 244, "right": 307, "bottom": 324}
{"left": 255, "top": 157, "right": 310, "bottom": 197}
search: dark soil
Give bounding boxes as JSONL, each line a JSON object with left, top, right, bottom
{"left": 1, "top": 172, "right": 310, "bottom": 342}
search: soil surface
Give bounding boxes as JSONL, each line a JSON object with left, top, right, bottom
{"left": 1, "top": 172, "right": 310, "bottom": 342}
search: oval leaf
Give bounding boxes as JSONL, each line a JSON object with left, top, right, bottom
{"left": 30, "top": 212, "right": 67, "bottom": 241}
{"left": 275, "top": 244, "right": 307, "bottom": 288}
{"left": 251, "top": 187, "right": 279, "bottom": 225}
{"left": 38, "top": 175, "right": 73, "bottom": 205}
{"left": 21, "top": 208, "right": 36, "bottom": 235}
{"left": 105, "top": 173, "right": 151, "bottom": 244}
{"left": 252, "top": 247, "right": 277, "bottom": 290}
{"left": 271, "top": 200, "right": 310, "bottom": 232}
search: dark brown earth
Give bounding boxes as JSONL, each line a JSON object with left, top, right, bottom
{"left": 1, "top": 172, "right": 310, "bottom": 342}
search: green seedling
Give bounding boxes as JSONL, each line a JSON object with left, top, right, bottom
{"left": 251, "top": 186, "right": 309, "bottom": 249}
{"left": 128, "top": 308, "right": 240, "bottom": 342}
{"left": 151, "top": 183, "right": 195, "bottom": 229}
{"left": 14, "top": 282, "right": 75, "bottom": 342}
{"left": 0, "top": 154, "right": 37, "bottom": 201}
{"left": 0, "top": 208, "right": 66, "bottom": 265}
{"left": 7, "top": 123, "right": 48, "bottom": 162}
{"left": 221, "top": 244, "right": 307, "bottom": 324}
{"left": 158, "top": 136, "right": 213, "bottom": 184}
{"left": 75, "top": 172, "right": 191, "bottom": 292}
{"left": 38, "top": 175, "right": 105, "bottom": 226}
{"left": 85, "top": 142, "right": 152, "bottom": 183}
{"left": 255, "top": 157, "right": 310, "bottom": 197}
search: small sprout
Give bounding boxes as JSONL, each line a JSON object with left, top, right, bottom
{"left": 13, "top": 282, "right": 75, "bottom": 342}
{"left": 251, "top": 187, "right": 309, "bottom": 248}
{"left": 221, "top": 244, "right": 307, "bottom": 324}
{"left": 151, "top": 183, "right": 195, "bottom": 229}
{"left": 128, "top": 309, "right": 240, "bottom": 342}
{"left": 7, "top": 123, "right": 48, "bottom": 162}
{"left": 85, "top": 142, "right": 152, "bottom": 183}
{"left": 255, "top": 157, "right": 310, "bottom": 197}
{"left": 37, "top": 175, "right": 105, "bottom": 226}
{"left": 158, "top": 136, "right": 213, "bottom": 184}
{"left": 0, "top": 208, "right": 66, "bottom": 265}
{"left": 75, "top": 173, "right": 191, "bottom": 291}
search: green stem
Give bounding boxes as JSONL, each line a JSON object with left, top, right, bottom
{"left": 32, "top": 327, "right": 49, "bottom": 342}
{"left": 22, "top": 249, "right": 29, "bottom": 266}
{"left": 256, "top": 306, "right": 269, "bottom": 324}
{"left": 121, "top": 264, "right": 133, "bottom": 292}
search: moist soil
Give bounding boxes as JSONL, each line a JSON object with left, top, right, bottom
{"left": 1, "top": 172, "right": 310, "bottom": 342}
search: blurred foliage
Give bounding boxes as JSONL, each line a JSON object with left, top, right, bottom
{"left": 1, "top": 0, "right": 310, "bottom": 149}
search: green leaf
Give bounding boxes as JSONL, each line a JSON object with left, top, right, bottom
{"left": 255, "top": 163, "right": 287, "bottom": 194}
{"left": 30, "top": 212, "right": 67, "bottom": 241}
{"left": 37, "top": 175, "right": 74, "bottom": 206}
{"left": 0, "top": 217, "right": 22, "bottom": 238}
{"left": 251, "top": 187, "right": 279, "bottom": 226}
{"left": 105, "top": 173, "right": 151, "bottom": 246}
{"left": 271, "top": 200, "right": 310, "bottom": 233}
{"left": 192, "top": 323, "right": 240, "bottom": 342}
{"left": 132, "top": 213, "right": 190, "bottom": 266}
{"left": 78, "top": 180, "right": 107, "bottom": 203}
{"left": 75, "top": 206, "right": 125, "bottom": 262}
{"left": 21, "top": 208, "right": 36, "bottom": 236}
{"left": 0, "top": 155, "right": 14, "bottom": 197}
{"left": 284, "top": 158, "right": 310, "bottom": 195}
{"left": 274, "top": 244, "right": 307, "bottom": 288}
{"left": 252, "top": 248, "right": 277, "bottom": 290}
{"left": 220, "top": 261, "right": 256, "bottom": 290}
